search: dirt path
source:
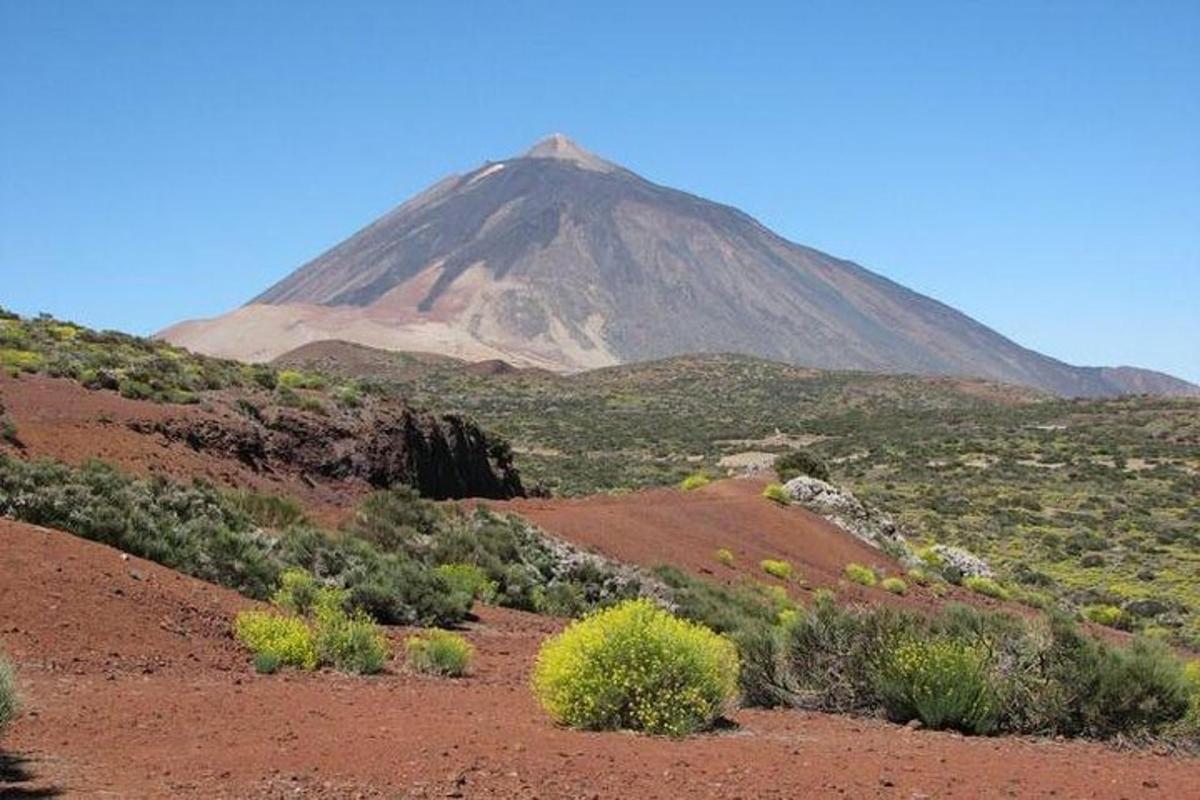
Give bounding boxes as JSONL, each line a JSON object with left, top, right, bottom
{"left": 2, "top": 519, "right": 1196, "bottom": 798}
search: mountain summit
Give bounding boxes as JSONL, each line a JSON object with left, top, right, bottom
{"left": 161, "top": 136, "right": 1197, "bottom": 397}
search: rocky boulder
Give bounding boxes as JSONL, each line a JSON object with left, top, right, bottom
{"left": 783, "top": 475, "right": 907, "bottom": 554}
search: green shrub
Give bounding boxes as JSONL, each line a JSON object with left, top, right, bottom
{"left": 963, "top": 576, "right": 1010, "bottom": 601}
{"left": 1082, "top": 604, "right": 1128, "bottom": 630}
{"left": 881, "top": 577, "right": 908, "bottom": 595}
{"left": 761, "top": 483, "right": 789, "bottom": 504}
{"left": 276, "top": 526, "right": 469, "bottom": 626}
{"left": 277, "top": 369, "right": 326, "bottom": 390}
{"left": 774, "top": 450, "right": 830, "bottom": 483}
{"left": 679, "top": 473, "right": 711, "bottom": 491}
{"left": 226, "top": 490, "right": 307, "bottom": 529}
{"left": 652, "top": 565, "right": 776, "bottom": 635}
{"left": 906, "top": 569, "right": 930, "bottom": 586}
{"left": 1041, "top": 620, "right": 1190, "bottom": 737}
{"left": 435, "top": 563, "right": 498, "bottom": 603}
{"left": 532, "top": 599, "right": 740, "bottom": 736}
{"left": 715, "top": 548, "right": 735, "bottom": 567}
{"left": 752, "top": 592, "right": 915, "bottom": 712}
{"left": 253, "top": 651, "right": 281, "bottom": 674}
{"left": 405, "top": 630, "right": 474, "bottom": 677}
{"left": 272, "top": 567, "right": 325, "bottom": 616}
{"left": 844, "top": 563, "right": 877, "bottom": 587}
{"left": 0, "top": 416, "right": 17, "bottom": 445}
{"left": 1179, "top": 661, "right": 1200, "bottom": 735}
{"left": 0, "top": 654, "right": 18, "bottom": 732}
{"left": 0, "top": 456, "right": 279, "bottom": 599}
{"left": 347, "top": 486, "right": 443, "bottom": 552}
{"left": 875, "top": 637, "right": 997, "bottom": 734}
{"left": 233, "top": 611, "right": 317, "bottom": 669}
{"left": 760, "top": 559, "right": 793, "bottom": 580}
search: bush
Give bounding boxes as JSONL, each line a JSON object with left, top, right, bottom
{"left": 774, "top": 450, "right": 830, "bottom": 482}
{"left": 435, "top": 563, "right": 498, "bottom": 603}
{"left": 715, "top": 548, "right": 735, "bottom": 567}
{"left": 276, "top": 526, "right": 469, "bottom": 626}
{"left": 963, "top": 576, "right": 1010, "bottom": 601}
{"left": 754, "top": 593, "right": 915, "bottom": 712}
{"left": 1042, "top": 620, "right": 1190, "bottom": 737}
{"left": 313, "top": 605, "right": 390, "bottom": 675}
{"left": 761, "top": 483, "right": 789, "bottom": 504}
{"left": 0, "top": 456, "right": 279, "bottom": 599}
{"left": 531, "top": 599, "right": 740, "bottom": 736}
{"left": 226, "top": 490, "right": 307, "bottom": 529}
{"left": 1082, "top": 604, "right": 1128, "bottom": 630}
{"left": 233, "top": 611, "right": 317, "bottom": 669}
{"left": 652, "top": 565, "right": 776, "bottom": 635}
{"left": 844, "top": 563, "right": 877, "bottom": 587}
{"left": 272, "top": 567, "right": 326, "bottom": 616}
{"left": 253, "top": 651, "right": 281, "bottom": 674}
{"left": 679, "top": 473, "right": 710, "bottom": 491}
{"left": 881, "top": 577, "right": 908, "bottom": 595}
{"left": 405, "top": 630, "right": 474, "bottom": 677}
{"left": 875, "top": 637, "right": 997, "bottom": 734}
{"left": 760, "top": 559, "right": 793, "bottom": 580}
{"left": 0, "top": 654, "right": 18, "bottom": 732}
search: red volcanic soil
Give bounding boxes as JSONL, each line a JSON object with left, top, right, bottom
{"left": 3, "top": 518, "right": 1198, "bottom": 799}
{"left": 508, "top": 478, "right": 992, "bottom": 614}
{"left": 0, "top": 373, "right": 363, "bottom": 524}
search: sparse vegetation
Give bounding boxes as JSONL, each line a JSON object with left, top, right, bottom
{"left": 0, "top": 310, "right": 343, "bottom": 404}
{"left": 0, "top": 653, "right": 18, "bottom": 733}
{"left": 881, "top": 577, "right": 908, "bottom": 595}
{"left": 963, "top": 576, "right": 1010, "bottom": 601}
{"left": 738, "top": 594, "right": 1195, "bottom": 739}
{"left": 434, "top": 563, "right": 498, "bottom": 603}
{"left": 237, "top": 574, "right": 389, "bottom": 675}
{"left": 844, "top": 563, "right": 877, "bottom": 587}
{"left": 760, "top": 559, "right": 793, "bottom": 580}
{"left": 774, "top": 450, "right": 829, "bottom": 482}
{"left": 294, "top": 347, "right": 1200, "bottom": 647}
{"left": 761, "top": 483, "right": 789, "bottom": 504}
{"left": 715, "top": 548, "right": 735, "bottom": 567}
{"left": 532, "top": 599, "right": 740, "bottom": 736}
{"left": 1082, "top": 604, "right": 1129, "bottom": 630}
{"left": 405, "top": 630, "right": 473, "bottom": 677}
{"left": 234, "top": 612, "right": 317, "bottom": 670}
{"left": 679, "top": 472, "right": 710, "bottom": 491}
{"left": 875, "top": 637, "right": 996, "bottom": 734}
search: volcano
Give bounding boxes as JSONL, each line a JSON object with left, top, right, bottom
{"left": 160, "top": 135, "right": 1197, "bottom": 397}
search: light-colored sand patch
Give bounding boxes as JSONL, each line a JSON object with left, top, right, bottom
{"left": 717, "top": 451, "right": 776, "bottom": 474}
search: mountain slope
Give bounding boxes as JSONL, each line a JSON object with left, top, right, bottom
{"left": 161, "top": 135, "right": 1197, "bottom": 397}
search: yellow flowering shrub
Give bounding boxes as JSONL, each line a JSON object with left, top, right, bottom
{"left": 313, "top": 603, "right": 390, "bottom": 675}
{"left": 233, "top": 611, "right": 317, "bottom": 669}
{"left": 875, "top": 637, "right": 996, "bottom": 734}
{"left": 881, "top": 577, "right": 908, "bottom": 595}
{"left": 679, "top": 473, "right": 711, "bottom": 491}
{"left": 963, "top": 575, "right": 1010, "bottom": 600}
{"left": 714, "top": 548, "right": 735, "bottom": 567}
{"left": 532, "top": 598, "right": 740, "bottom": 736}
{"left": 844, "top": 563, "right": 877, "bottom": 587}
{"left": 761, "top": 483, "right": 789, "bottom": 504}
{"left": 405, "top": 630, "right": 474, "bottom": 677}
{"left": 760, "top": 559, "right": 793, "bottom": 580}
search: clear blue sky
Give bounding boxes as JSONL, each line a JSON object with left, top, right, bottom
{"left": 2, "top": 1, "right": 1197, "bottom": 381}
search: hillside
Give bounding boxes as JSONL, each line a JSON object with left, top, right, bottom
{"left": 160, "top": 135, "right": 1197, "bottom": 398}
{"left": 0, "top": 311, "right": 523, "bottom": 502}
{"left": 277, "top": 340, "right": 1200, "bottom": 647}
{"left": 7, "top": 517, "right": 1199, "bottom": 798}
